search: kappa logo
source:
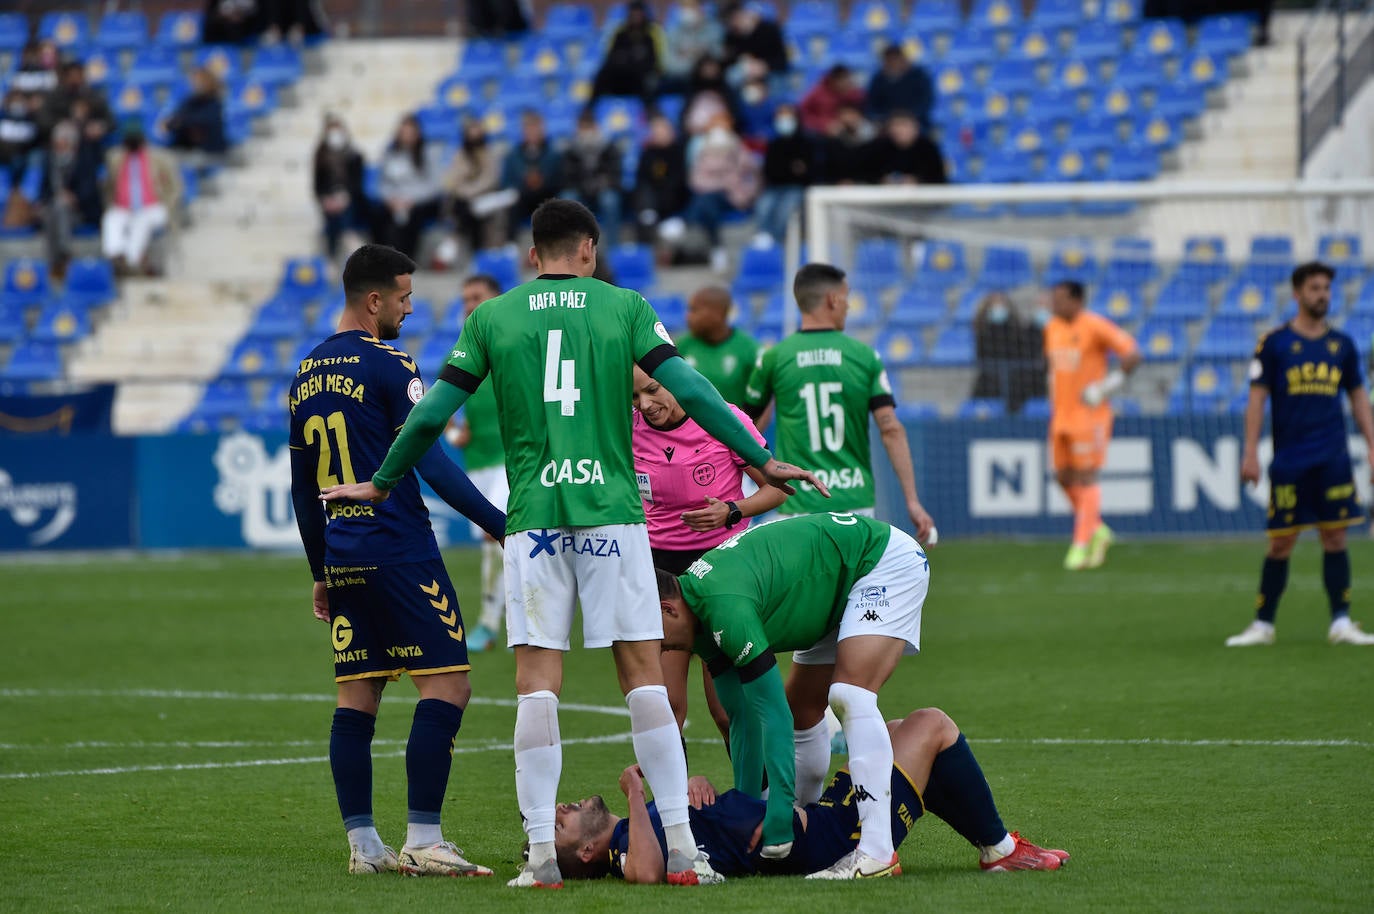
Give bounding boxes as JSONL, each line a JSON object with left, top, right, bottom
{"left": 664, "top": 446, "right": 675, "bottom": 462}
{"left": 712, "top": 629, "right": 724, "bottom": 647}
{"left": 851, "top": 783, "right": 876, "bottom": 803}
{"left": 860, "top": 608, "right": 882, "bottom": 622}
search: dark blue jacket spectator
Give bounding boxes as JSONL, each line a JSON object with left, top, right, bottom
{"left": 866, "top": 44, "right": 934, "bottom": 132}
{"left": 166, "top": 67, "right": 227, "bottom": 154}
{"left": 502, "top": 110, "right": 561, "bottom": 239}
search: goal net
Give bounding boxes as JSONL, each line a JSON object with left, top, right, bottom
{"left": 798, "top": 180, "right": 1374, "bottom": 539}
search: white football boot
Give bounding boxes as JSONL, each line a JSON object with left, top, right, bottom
{"left": 1225, "top": 620, "right": 1276, "bottom": 647}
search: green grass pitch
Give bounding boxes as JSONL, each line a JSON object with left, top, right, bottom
{"left": 3, "top": 538, "right": 1371, "bottom": 912}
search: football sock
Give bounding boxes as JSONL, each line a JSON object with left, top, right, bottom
{"left": 793, "top": 719, "right": 830, "bottom": 804}
{"left": 514, "top": 690, "right": 561, "bottom": 865}
{"left": 982, "top": 833, "right": 1017, "bottom": 863}
{"left": 1257, "top": 556, "right": 1289, "bottom": 624}
{"left": 1323, "top": 550, "right": 1351, "bottom": 620}
{"left": 331, "top": 707, "right": 376, "bottom": 835}
{"left": 920, "top": 734, "right": 1008, "bottom": 848}
{"left": 346, "top": 824, "right": 385, "bottom": 859}
{"left": 405, "top": 698, "right": 463, "bottom": 846}
{"left": 829, "top": 682, "right": 894, "bottom": 861}
{"left": 479, "top": 540, "right": 504, "bottom": 631}
{"left": 1073, "top": 484, "right": 1102, "bottom": 545}
{"left": 626, "top": 684, "right": 695, "bottom": 853}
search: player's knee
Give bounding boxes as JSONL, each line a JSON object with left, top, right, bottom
{"left": 1320, "top": 528, "right": 1347, "bottom": 552}
{"left": 1267, "top": 535, "right": 1297, "bottom": 559}
{"left": 908, "top": 707, "right": 957, "bottom": 742}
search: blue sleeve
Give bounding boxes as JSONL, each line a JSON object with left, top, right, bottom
{"left": 289, "top": 446, "right": 327, "bottom": 582}
{"left": 415, "top": 446, "right": 506, "bottom": 540}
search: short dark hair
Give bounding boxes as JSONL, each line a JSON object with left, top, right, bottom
{"left": 463, "top": 274, "right": 502, "bottom": 298}
{"left": 1291, "top": 261, "right": 1335, "bottom": 289}
{"left": 655, "top": 567, "right": 682, "bottom": 602}
{"left": 342, "top": 244, "right": 416, "bottom": 301}
{"left": 556, "top": 842, "right": 611, "bottom": 881}
{"left": 532, "top": 198, "right": 600, "bottom": 260}
{"left": 1053, "top": 280, "right": 1085, "bottom": 302}
{"left": 793, "top": 263, "right": 847, "bottom": 313}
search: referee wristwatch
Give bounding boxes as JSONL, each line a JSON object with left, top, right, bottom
{"left": 724, "top": 501, "right": 743, "bottom": 529}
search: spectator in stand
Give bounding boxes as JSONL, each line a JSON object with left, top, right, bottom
{"left": 737, "top": 77, "right": 778, "bottom": 143}
{"left": 684, "top": 114, "right": 759, "bottom": 273}
{"left": 864, "top": 110, "right": 947, "bottom": 185}
{"left": 465, "top": 0, "right": 529, "bottom": 38}
{"left": 0, "top": 89, "right": 41, "bottom": 183}
{"left": 681, "top": 55, "right": 741, "bottom": 138}
{"left": 39, "top": 62, "right": 114, "bottom": 146}
{"left": 34, "top": 120, "right": 104, "bottom": 276}
{"left": 373, "top": 114, "right": 445, "bottom": 260}
{"left": 661, "top": 0, "right": 724, "bottom": 95}
{"left": 166, "top": 67, "right": 228, "bottom": 156}
{"left": 501, "top": 109, "right": 560, "bottom": 241}
{"left": 972, "top": 291, "right": 1046, "bottom": 415}
{"left": 867, "top": 44, "right": 935, "bottom": 132}
{"left": 591, "top": 0, "right": 665, "bottom": 102}
{"left": 203, "top": 0, "right": 266, "bottom": 44}
{"left": 817, "top": 103, "right": 874, "bottom": 184}
{"left": 444, "top": 117, "right": 507, "bottom": 255}
{"left": 102, "top": 122, "right": 183, "bottom": 276}
{"left": 631, "top": 113, "right": 688, "bottom": 244}
{"left": 721, "top": 2, "right": 789, "bottom": 79}
{"left": 800, "top": 65, "right": 865, "bottom": 137}
{"left": 11, "top": 41, "right": 60, "bottom": 97}
{"left": 313, "top": 114, "right": 366, "bottom": 260}
{"left": 558, "top": 110, "right": 624, "bottom": 247}
{"left": 752, "top": 103, "right": 815, "bottom": 245}
{"left": 259, "top": 0, "right": 327, "bottom": 45}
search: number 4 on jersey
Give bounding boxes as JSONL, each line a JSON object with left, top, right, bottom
{"left": 544, "top": 329, "right": 582, "bottom": 416}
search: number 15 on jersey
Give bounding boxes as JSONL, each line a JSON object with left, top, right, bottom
{"left": 544, "top": 329, "right": 582, "bottom": 417}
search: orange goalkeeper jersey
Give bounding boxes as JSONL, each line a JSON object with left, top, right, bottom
{"left": 1043, "top": 310, "right": 1138, "bottom": 430}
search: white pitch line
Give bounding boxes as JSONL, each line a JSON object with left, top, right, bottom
{"left": 0, "top": 733, "right": 635, "bottom": 781}
{"left": 975, "top": 737, "right": 1374, "bottom": 749}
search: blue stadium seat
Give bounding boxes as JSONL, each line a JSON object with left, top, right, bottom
{"left": 193, "top": 379, "right": 254, "bottom": 421}
{"left": 2, "top": 258, "right": 51, "bottom": 308}
{"left": 1092, "top": 286, "right": 1142, "bottom": 324}
{"left": 981, "top": 244, "right": 1033, "bottom": 288}
{"left": 1155, "top": 77, "right": 1207, "bottom": 120}
{"left": 1179, "top": 360, "right": 1236, "bottom": 406}
{"left": 195, "top": 46, "right": 239, "bottom": 82}
{"left": 848, "top": 0, "right": 902, "bottom": 38}
{"left": 1318, "top": 233, "right": 1362, "bottom": 269}
{"left": 1011, "top": 25, "right": 1057, "bottom": 62}
{"left": 95, "top": 11, "right": 147, "bottom": 52}
{"left": 28, "top": 304, "right": 92, "bottom": 344}
{"left": 155, "top": 11, "right": 203, "bottom": 48}
{"left": 251, "top": 45, "right": 304, "bottom": 88}
{"left": 1114, "top": 54, "right": 1167, "bottom": 93}
{"left": 1196, "top": 14, "right": 1253, "bottom": 57}
{"left": 476, "top": 103, "right": 520, "bottom": 144}
{"left": 958, "top": 397, "right": 1007, "bottom": 419}
{"left": 473, "top": 247, "right": 521, "bottom": 292}
{"left": 1135, "top": 18, "right": 1187, "bottom": 59}
{"left": 1183, "top": 50, "right": 1229, "bottom": 90}
{"left": 608, "top": 244, "right": 656, "bottom": 290}
{"left": 39, "top": 12, "right": 90, "bottom": 49}
{"left": 62, "top": 258, "right": 116, "bottom": 307}
{"left": 895, "top": 401, "right": 941, "bottom": 421}
{"left": 1031, "top": 0, "right": 1083, "bottom": 31}
{"left": 1132, "top": 112, "right": 1182, "bottom": 151}
{"left": 988, "top": 57, "right": 1041, "bottom": 96}
{"left": 788, "top": 0, "right": 841, "bottom": 35}
{"left": 221, "top": 337, "right": 281, "bottom": 379}
{"left": 917, "top": 240, "right": 967, "bottom": 287}
{"left": 1242, "top": 235, "right": 1294, "bottom": 286}
{"left": 927, "top": 326, "right": 975, "bottom": 366}
{"left": 1045, "top": 239, "right": 1097, "bottom": 284}
{"left": 436, "top": 75, "right": 480, "bottom": 111}
{"left": 81, "top": 49, "right": 119, "bottom": 88}
{"left": 853, "top": 238, "right": 906, "bottom": 288}
{"left": 520, "top": 40, "right": 567, "bottom": 78}
{"left": 0, "top": 14, "right": 28, "bottom": 55}
{"left": 310, "top": 300, "right": 344, "bottom": 337}
{"left": 127, "top": 48, "right": 182, "bottom": 90}
{"left": 1152, "top": 277, "right": 1210, "bottom": 321}
{"left": 1137, "top": 319, "right": 1186, "bottom": 362}
{"left": 841, "top": 284, "right": 881, "bottom": 329}
{"left": 953, "top": 286, "right": 988, "bottom": 322}
{"left": 0, "top": 302, "right": 28, "bottom": 343}
{"left": 1, "top": 342, "right": 64, "bottom": 381}
{"left": 108, "top": 83, "right": 153, "bottom": 119}
{"left": 733, "top": 245, "right": 785, "bottom": 294}
{"left": 655, "top": 294, "right": 687, "bottom": 332}
{"left": 543, "top": 3, "right": 597, "bottom": 40}
{"left": 437, "top": 298, "right": 467, "bottom": 335}
{"left": 593, "top": 96, "right": 645, "bottom": 140}
{"left": 458, "top": 40, "right": 509, "bottom": 81}
{"left": 1347, "top": 281, "right": 1374, "bottom": 317}
{"left": 1074, "top": 21, "right": 1124, "bottom": 60}
{"left": 1194, "top": 315, "right": 1259, "bottom": 360}
{"left": 419, "top": 336, "right": 456, "bottom": 374}
{"left": 403, "top": 298, "right": 436, "bottom": 338}
{"left": 278, "top": 257, "right": 330, "bottom": 302}
{"left": 1344, "top": 315, "right": 1374, "bottom": 356}
{"left": 909, "top": 0, "right": 963, "bottom": 33}
{"left": 889, "top": 288, "right": 948, "bottom": 326}
{"left": 1020, "top": 396, "right": 1052, "bottom": 418}
{"left": 1179, "top": 236, "right": 1230, "bottom": 285}
{"left": 1102, "top": 248, "right": 1158, "bottom": 290}
{"left": 414, "top": 104, "right": 461, "bottom": 144}
{"left": 247, "top": 298, "right": 309, "bottom": 340}
{"left": 1102, "top": 142, "right": 1160, "bottom": 182}
{"left": 1102, "top": 0, "right": 1143, "bottom": 24}
{"left": 942, "top": 28, "right": 999, "bottom": 66}
{"left": 971, "top": 0, "right": 1022, "bottom": 31}
{"left": 228, "top": 78, "right": 277, "bottom": 120}
{"left": 1096, "top": 84, "right": 1139, "bottom": 119}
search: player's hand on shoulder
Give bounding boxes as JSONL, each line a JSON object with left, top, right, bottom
{"left": 761, "top": 458, "right": 830, "bottom": 498}
{"left": 320, "top": 481, "right": 389, "bottom": 504}
{"left": 312, "top": 581, "right": 331, "bottom": 622}
{"left": 687, "top": 775, "right": 717, "bottom": 808}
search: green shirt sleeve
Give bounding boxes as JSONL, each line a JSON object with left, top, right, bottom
{"left": 704, "top": 595, "right": 772, "bottom": 668}
{"left": 372, "top": 379, "right": 469, "bottom": 490}
{"left": 652, "top": 357, "right": 772, "bottom": 468}
{"left": 705, "top": 665, "right": 764, "bottom": 798}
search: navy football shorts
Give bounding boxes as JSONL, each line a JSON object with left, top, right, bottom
{"left": 324, "top": 559, "right": 470, "bottom": 682}
{"left": 1266, "top": 456, "right": 1365, "bottom": 536}
{"left": 779, "top": 766, "right": 924, "bottom": 875}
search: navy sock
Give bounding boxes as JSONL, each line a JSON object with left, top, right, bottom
{"left": 1256, "top": 556, "right": 1288, "bottom": 624}
{"left": 919, "top": 734, "right": 1007, "bottom": 848}
{"left": 1323, "top": 550, "right": 1351, "bottom": 619}
{"left": 406, "top": 698, "right": 464, "bottom": 824}
{"left": 330, "top": 707, "right": 376, "bottom": 828}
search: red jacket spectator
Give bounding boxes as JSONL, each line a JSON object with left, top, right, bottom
{"left": 799, "top": 66, "right": 865, "bottom": 136}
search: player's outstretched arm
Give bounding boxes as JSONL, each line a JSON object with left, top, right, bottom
{"left": 873, "top": 405, "right": 934, "bottom": 541}
{"left": 320, "top": 379, "right": 471, "bottom": 504}
{"left": 619, "top": 765, "right": 668, "bottom": 884}
{"left": 414, "top": 447, "right": 506, "bottom": 542}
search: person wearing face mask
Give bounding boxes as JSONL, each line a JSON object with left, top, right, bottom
{"left": 559, "top": 110, "right": 624, "bottom": 247}
{"left": 972, "top": 291, "right": 1044, "bottom": 416}
{"left": 35, "top": 119, "right": 103, "bottom": 276}
{"left": 314, "top": 115, "right": 367, "bottom": 260}
{"left": 684, "top": 115, "right": 759, "bottom": 273}
{"left": 661, "top": 0, "right": 724, "bottom": 95}
{"left": 737, "top": 78, "right": 777, "bottom": 143}
{"left": 444, "top": 118, "right": 508, "bottom": 256}
{"left": 752, "top": 104, "right": 815, "bottom": 246}
{"left": 631, "top": 114, "right": 689, "bottom": 244}
{"left": 374, "top": 114, "right": 445, "bottom": 260}
{"left": 101, "top": 121, "right": 183, "bottom": 276}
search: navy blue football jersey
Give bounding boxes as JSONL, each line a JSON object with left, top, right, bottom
{"left": 608, "top": 790, "right": 767, "bottom": 878}
{"left": 288, "top": 330, "right": 440, "bottom": 565}
{"left": 1251, "top": 324, "right": 1364, "bottom": 466}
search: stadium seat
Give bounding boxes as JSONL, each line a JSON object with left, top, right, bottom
{"left": 943, "top": 28, "right": 999, "bottom": 66}
{"left": 2, "top": 259, "right": 51, "bottom": 308}
{"left": 1196, "top": 14, "right": 1253, "bottom": 57}
{"left": 109, "top": 83, "right": 154, "bottom": 118}
{"left": 0, "top": 14, "right": 28, "bottom": 56}
{"left": 436, "top": 75, "right": 480, "bottom": 111}
{"left": 28, "top": 304, "right": 92, "bottom": 344}
{"left": 39, "top": 12, "right": 90, "bottom": 49}
{"left": 1073, "top": 21, "right": 1124, "bottom": 60}
{"left": 1183, "top": 50, "right": 1229, "bottom": 90}
{"left": 593, "top": 97, "right": 645, "bottom": 140}
{"left": 1102, "top": 0, "right": 1143, "bottom": 24}
{"left": 1031, "top": 0, "right": 1083, "bottom": 31}
{"left": 193, "top": 379, "right": 254, "bottom": 421}
{"left": 1178, "top": 236, "right": 1230, "bottom": 285}
{"left": 1155, "top": 78, "right": 1207, "bottom": 120}
{"left": 1101, "top": 142, "right": 1160, "bottom": 182}
{"left": 419, "top": 336, "right": 456, "bottom": 375}
{"left": 251, "top": 45, "right": 304, "bottom": 88}
{"left": 403, "top": 298, "right": 436, "bottom": 338}
{"left": 246, "top": 297, "right": 309, "bottom": 340}
{"left": 656, "top": 294, "right": 687, "bottom": 332}
{"left": 520, "top": 40, "right": 567, "bottom": 77}
{"left": 0, "top": 303, "right": 28, "bottom": 343}
{"left": 1135, "top": 18, "right": 1187, "bottom": 59}
{"left": 853, "top": 238, "right": 906, "bottom": 288}
{"left": 543, "top": 3, "right": 596, "bottom": 40}
{"left": 848, "top": 0, "right": 902, "bottom": 39}
{"left": 917, "top": 240, "right": 968, "bottom": 287}
{"left": 1, "top": 342, "right": 64, "bottom": 381}
{"left": 1151, "top": 277, "right": 1211, "bottom": 321}
{"left": 414, "top": 104, "right": 461, "bottom": 144}
{"left": 989, "top": 57, "right": 1041, "bottom": 96}
{"left": 1344, "top": 315, "right": 1374, "bottom": 356}
{"left": 277, "top": 257, "right": 331, "bottom": 302}
{"left": 733, "top": 245, "right": 785, "bottom": 295}
{"left": 1092, "top": 286, "right": 1142, "bottom": 324}
{"left": 927, "top": 326, "right": 975, "bottom": 366}
{"left": 1242, "top": 235, "right": 1294, "bottom": 287}
{"left": 95, "top": 11, "right": 148, "bottom": 52}
{"left": 127, "top": 48, "right": 182, "bottom": 90}
{"left": 958, "top": 397, "right": 1007, "bottom": 419}
{"left": 155, "top": 11, "right": 203, "bottom": 48}
{"left": 1045, "top": 239, "right": 1097, "bottom": 284}
{"left": 1136, "top": 319, "right": 1186, "bottom": 362}
{"left": 227, "top": 78, "right": 277, "bottom": 120}
{"left": 909, "top": 0, "right": 963, "bottom": 33}
{"left": 310, "top": 301, "right": 344, "bottom": 337}
{"left": 473, "top": 247, "right": 521, "bottom": 292}
{"left": 980, "top": 244, "right": 1033, "bottom": 288}
{"left": 1173, "top": 361, "right": 1235, "bottom": 412}
{"left": 890, "top": 288, "right": 948, "bottom": 326}
{"left": 971, "top": 0, "right": 1022, "bottom": 31}
{"left": 895, "top": 401, "right": 941, "bottom": 421}
{"left": 607, "top": 244, "right": 656, "bottom": 290}
{"left": 1102, "top": 247, "right": 1158, "bottom": 290}
{"left": 82, "top": 49, "right": 119, "bottom": 88}
{"left": 875, "top": 327, "right": 926, "bottom": 368}
{"left": 458, "top": 40, "right": 509, "bottom": 81}
{"left": 1318, "top": 233, "right": 1362, "bottom": 270}
{"left": 1132, "top": 112, "right": 1182, "bottom": 151}
{"left": 1020, "top": 396, "right": 1052, "bottom": 418}
{"left": 221, "top": 338, "right": 281, "bottom": 379}
{"left": 844, "top": 284, "right": 883, "bottom": 329}
{"left": 1194, "top": 315, "right": 1261, "bottom": 361}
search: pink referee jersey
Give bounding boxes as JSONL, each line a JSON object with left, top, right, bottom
{"left": 633, "top": 404, "right": 767, "bottom": 551}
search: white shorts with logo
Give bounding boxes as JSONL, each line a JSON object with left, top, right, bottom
{"left": 504, "top": 522, "right": 662, "bottom": 650}
{"left": 466, "top": 465, "right": 510, "bottom": 540}
{"left": 792, "top": 526, "right": 928, "bottom": 665}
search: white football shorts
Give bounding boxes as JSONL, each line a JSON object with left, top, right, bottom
{"left": 466, "top": 465, "right": 510, "bottom": 540}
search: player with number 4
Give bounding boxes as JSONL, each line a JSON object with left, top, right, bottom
{"left": 321, "top": 200, "right": 827, "bottom": 889}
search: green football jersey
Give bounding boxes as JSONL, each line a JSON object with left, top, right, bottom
{"left": 442, "top": 275, "right": 678, "bottom": 534}
{"left": 677, "top": 329, "right": 759, "bottom": 406}
{"left": 680, "top": 513, "right": 893, "bottom": 668}
{"left": 744, "top": 329, "right": 895, "bottom": 514}
{"left": 459, "top": 381, "right": 504, "bottom": 470}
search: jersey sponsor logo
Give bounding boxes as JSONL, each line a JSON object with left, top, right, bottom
{"left": 539, "top": 458, "right": 606, "bottom": 487}
{"left": 685, "top": 558, "right": 713, "bottom": 578}
{"left": 1283, "top": 361, "right": 1343, "bottom": 396}
{"left": 0, "top": 467, "right": 77, "bottom": 546}
{"left": 799, "top": 467, "right": 867, "bottom": 491}
{"left": 407, "top": 377, "right": 424, "bottom": 403}
{"left": 734, "top": 641, "right": 754, "bottom": 664}
{"left": 653, "top": 321, "right": 673, "bottom": 344}
{"left": 386, "top": 645, "right": 424, "bottom": 658}
{"left": 451, "top": 348, "right": 466, "bottom": 360}
{"left": 296, "top": 354, "right": 360, "bottom": 376}
{"left": 691, "top": 463, "right": 716, "bottom": 486}
{"left": 526, "top": 528, "right": 622, "bottom": 558}
{"left": 213, "top": 432, "right": 301, "bottom": 548}
{"left": 860, "top": 585, "right": 887, "bottom": 604}
{"left": 331, "top": 615, "right": 354, "bottom": 650}
{"left": 712, "top": 629, "right": 724, "bottom": 646}
{"left": 860, "top": 608, "right": 882, "bottom": 622}
{"left": 795, "top": 348, "right": 843, "bottom": 368}
{"left": 327, "top": 502, "right": 375, "bottom": 520}
{"left": 528, "top": 290, "right": 587, "bottom": 310}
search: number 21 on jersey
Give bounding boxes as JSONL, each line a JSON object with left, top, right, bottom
{"left": 544, "top": 329, "right": 582, "bottom": 416}
{"left": 304, "top": 410, "right": 357, "bottom": 487}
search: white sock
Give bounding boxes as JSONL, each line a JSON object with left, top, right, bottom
{"left": 514, "top": 690, "right": 561, "bottom": 863}
{"left": 480, "top": 540, "right": 504, "bottom": 630}
{"left": 981, "top": 832, "right": 1016, "bottom": 863}
{"left": 346, "top": 825, "right": 385, "bottom": 857}
{"left": 405, "top": 823, "right": 442, "bottom": 849}
{"left": 626, "top": 684, "right": 695, "bottom": 853}
{"left": 793, "top": 719, "right": 831, "bottom": 804}
{"left": 829, "top": 682, "right": 894, "bottom": 862}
